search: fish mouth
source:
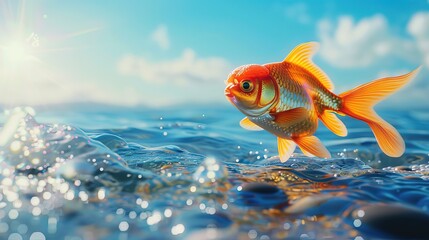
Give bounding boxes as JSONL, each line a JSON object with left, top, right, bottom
{"left": 224, "top": 83, "right": 234, "bottom": 98}
{"left": 224, "top": 89, "right": 236, "bottom": 106}
{"left": 224, "top": 89, "right": 233, "bottom": 98}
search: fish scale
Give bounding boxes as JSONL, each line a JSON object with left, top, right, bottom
{"left": 262, "top": 63, "right": 319, "bottom": 137}
{"left": 268, "top": 63, "right": 340, "bottom": 113}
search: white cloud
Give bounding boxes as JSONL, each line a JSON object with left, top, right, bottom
{"left": 117, "top": 49, "right": 231, "bottom": 85}
{"left": 0, "top": 62, "right": 127, "bottom": 107}
{"left": 0, "top": 51, "right": 142, "bottom": 107}
{"left": 377, "top": 70, "right": 428, "bottom": 109}
{"left": 408, "top": 12, "right": 429, "bottom": 67}
{"left": 151, "top": 25, "right": 170, "bottom": 50}
{"left": 316, "top": 13, "right": 429, "bottom": 109}
{"left": 285, "top": 3, "right": 311, "bottom": 24}
{"left": 116, "top": 49, "right": 233, "bottom": 107}
{"left": 317, "top": 14, "right": 417, "bottom": 68}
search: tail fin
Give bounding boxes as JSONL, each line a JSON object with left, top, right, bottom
{"left": 339, "top": 67, "right": 421, "bottom": 157}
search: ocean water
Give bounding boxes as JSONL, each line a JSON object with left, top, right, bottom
{"left": 0, "top": 105, "right": 429, "bottom": 240}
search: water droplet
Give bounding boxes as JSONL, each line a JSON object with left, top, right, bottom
{"left": 353, "top": 219, "right": 362, "bottom": 227}
{"left": 8, "top": 209, "right": 19, "bottom": 220}
{"left": 98, "top": 188, "right": 106, "bottom": 200}
{"left": 32, "top": 207, "right": 41, "bottom": 216}
{"left": 193, "top": 157, "right": 228, "bottom": 185}
{"left": 141, "top": 200, "right": 148, "bottom": 209}
{"left": 119, "top": 221, "right": 129, "bottom": 232}
{"left": 116, "top": 208, "right": 125, "bottom": 215}
{"left": 171, "top": 224, "right": 185, "bottom": 235}
{"left": 248, "top": 229, "right": 257, "bottom": 239}
{"left": 8, "top": 233, "right": 22, "bottom": 240}
{"left": 65, "top": 190, "right": 75, "bottom": 200}
{"left": 357, "top": 209, "right": 365, "bottom": 217}
{"left": 147, "top": 211, "right": 162, "bottom": 225}
{"left": 30, "top": 232, "right": 46, "bottom": 240}
{"left": 206, "top": 207, "right": 216, "bottom": 215}
{"left": 79, "top": 191, "right": 88, "bottom": 201}
{"left": 199, "top": 203, "right": 206, "bottom": 210}
{"left": 10, "top": 141, "right": 22, "bottom": 152}
{"left": 284, "top": 222, "right": 291, "bottom": 230}
{"left": 164, "top": 208, "right": 172, "bottom": 218}
{"left": 30, "top": 197, "right": 40, "bottom": 206}
{"left": 129, "top": 211, "right": 137, "bottom": 219}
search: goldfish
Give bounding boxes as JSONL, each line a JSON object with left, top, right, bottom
{"left": 224, "top": 42, "right": 420, "bottom": 162}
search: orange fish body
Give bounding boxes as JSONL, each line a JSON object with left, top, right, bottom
{"left": 224, "top": 42, "right": 420, "bottom": 162}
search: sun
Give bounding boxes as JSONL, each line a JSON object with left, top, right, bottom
{"left": 0, "top": 0, "right": 103, "bottom": 106}
{"left": 0, "top": 33, "right": 39, "bottom": 67}
{"left": 2, "top": 42, "right": 31, "bottom": 62}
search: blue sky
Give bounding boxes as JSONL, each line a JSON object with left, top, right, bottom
{"left": 0, "top": 0, "right": 428, "bottom": 108}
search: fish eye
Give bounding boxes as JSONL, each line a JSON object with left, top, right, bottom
{"left": 240, "top": 80, "right": 253, "bottom": 92}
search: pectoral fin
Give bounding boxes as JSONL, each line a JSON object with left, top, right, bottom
{"left": 293, "top": 135, "right": 331, "bottom": 158}
{"left": 240, "top": 117, "right": 263, "bottom": 131}
{"left": 278, "top": 137, "right": 296, "bottom": 162}
{"left": 319, "top": 111, "right": 348, "bottom": 137}
{"left": 270, "top": 107, "right": 309, "bottom": 127}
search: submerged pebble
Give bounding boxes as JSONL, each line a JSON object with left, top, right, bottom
{"left": 231, "top": 182, "right": 288, "bottom": 208}
{"left": 284, "top": 194, "right": 332, "bottom": 215}
{"left": 351, "top": 204, "right": 429, "bottom": 239}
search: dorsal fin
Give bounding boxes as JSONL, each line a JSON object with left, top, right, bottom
{"left": 284, "top": 42, "right": 335, "bottom": 91}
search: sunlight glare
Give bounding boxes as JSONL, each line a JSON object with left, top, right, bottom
{"left": 3, "top": 42, "right": 29, "bottom": 62}
{"left": 1, "top": 35, "right": 39, "bottom": 64}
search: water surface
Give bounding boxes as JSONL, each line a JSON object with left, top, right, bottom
{"left": 0, "top": 105, "right": 428, "bottom": 240}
